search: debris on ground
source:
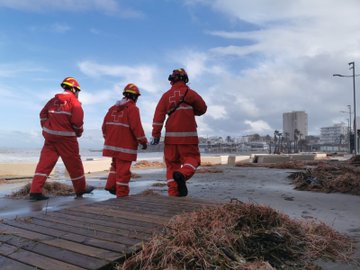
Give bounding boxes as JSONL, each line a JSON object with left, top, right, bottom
{"left": 133, "top": 160, "right": 165, "bottom": 169}
{"left": 197, "top": 167, "right": 224, "bottom": 174}
{"left": 288, "top": 162, "right": 360, "bottom": 195}
{"left": 236, "top": 160, "right": 324, "bottom": 169}
{"left": 119, "top": 201, "right": 357, "bottom": 270}
{"left": 7, "top": 181, "right": 75, "bottom": 199}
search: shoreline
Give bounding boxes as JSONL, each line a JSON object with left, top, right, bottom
{"left": 0, "top": 152, "right": 335, "bottom": 179}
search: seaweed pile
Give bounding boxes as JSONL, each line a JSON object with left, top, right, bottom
{"left": 8, "top": 181, "right": 75, "bottom": 199}
{"left": 288, "top": 161, "right": 360, "bottom": 195}
{"left": 119, "top": 201, "right": 356, "bottom": 270}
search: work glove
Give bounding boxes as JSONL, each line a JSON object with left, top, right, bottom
{"left": 150, "top": 137, "right": 160, "bottom": 145}
{"left": 141, "top": 143, "right": 148, "bottom": 150}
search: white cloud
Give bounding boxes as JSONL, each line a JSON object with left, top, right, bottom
{"left": 179, "top": 0, "right": 360, "bottom": 136}
{"left": 244, "top": 120, "right": 272, "bottom": 134}
{"left": 0, "top": 0, "right": 143, "bottom": 17}
{"left": 206, "top": 105, "right": 227, "bottom": 120}
{"left": 0, "top": 63, "right": 47, "bottom": 78}
{"left": 78, "top": 61, "right": 164, "bottom": 94}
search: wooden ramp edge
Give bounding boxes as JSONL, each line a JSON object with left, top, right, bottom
{"left": 0, "top": 194, "right": 217, "bottom": 270}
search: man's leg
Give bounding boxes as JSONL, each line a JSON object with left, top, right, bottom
{"left": 59, "top": 138, "right": 90, "bottom": 195}
{"left": 115, "top": 159, "right": 132, "bottom": 197}
{"left": 177, "top": 144, "right": 201, "bottom": 180}
{"left": 164, "top": 145, "right": 181, "bottom": 196}
{"left": 105, "top": 158, "right": 116, "bottom": 195}
{"left": 30, "top": 141, "right": 59, "bottom": 200}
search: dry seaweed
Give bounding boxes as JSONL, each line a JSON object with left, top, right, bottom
{"left": 288, "top": 163, "right": 360, "bottom": 195}
{"left": 8, "top": 181, "right": 75, "bottom": 199}
{"left": 197, "top": 167, "right": 224, "bottom": 174}
{"left": 119, "top": 201, "right": 356, "bottom": 270}
{"left": 133, "top": 160, "right": 165, "bottom": 169}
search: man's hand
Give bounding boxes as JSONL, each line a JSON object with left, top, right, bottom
{"left": 141, "top": 143, "right": 148, "bottom": 150}
{"left": 150, "top": 137, "right": 160, "bottom": 145}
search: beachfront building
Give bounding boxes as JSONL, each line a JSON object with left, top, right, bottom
{"left": 320, "top": 123, "right": 348, "bottom": 152}
{"left": 283, "top": 111, "right": 308, "bottom": 140}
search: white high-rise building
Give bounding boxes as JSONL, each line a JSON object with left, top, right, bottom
{"left": 320, "top": 123, "right": 348, "bottom": 144}
{"left": 283, "top": 111, "right": 308, "bottom": 140}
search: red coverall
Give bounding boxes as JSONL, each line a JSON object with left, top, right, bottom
{"left": 102, "top": 98, "right": 148, "bottom": 197}
{"left": 30, "top": 91, "right": 87, "bottom": 195}
{"left": 152, "top": 81, "right": 207, "bottom": 196}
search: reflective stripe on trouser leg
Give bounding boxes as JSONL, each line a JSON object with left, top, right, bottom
{"left": 164, "top": 145, "right": 181, "bottom": 196}
{"left": 115, "top": 159, "right": 132, "bottom": 197}
{"left": 105, "top": 158, "right": 116, "bottom": 190}
{"left": 58, "top": 138, "right": 86, "bottom": 194}
{"left": 30, "top": 141, "right": 59, "bottom": 193}
{"left": 177, "top": 144, "right": 201, "bottom": 181}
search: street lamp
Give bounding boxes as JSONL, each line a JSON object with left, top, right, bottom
{"left": 333, "top": 62, "right": 360, "bottom": 155}
{"left": 340, "top": 105, "right": 352, "bottom": 153}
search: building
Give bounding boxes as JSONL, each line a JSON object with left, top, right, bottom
{"left": 320, "top": 123, "right": 348, "bottom": 145}
{"left": 283, "top": 111, "right": 308, "bottom": 140}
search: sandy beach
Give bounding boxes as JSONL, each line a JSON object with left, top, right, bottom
{"left": 0, "top": 154, "right": 359, "bottom": 269}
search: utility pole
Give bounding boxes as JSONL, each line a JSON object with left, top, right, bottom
{"left": 349, "top": 62, "right": 358, "bottom": 155}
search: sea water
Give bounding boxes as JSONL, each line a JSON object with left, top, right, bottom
{"left": 0, "top": 147, "right": 165, "bottom": 163}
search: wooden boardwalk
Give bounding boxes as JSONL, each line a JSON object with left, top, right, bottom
{"left": 0, "top": 194, "right": 215, "bottom": 270}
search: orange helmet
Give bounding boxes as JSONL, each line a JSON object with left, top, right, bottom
{"left": 61, "top": 77, "right": 81, "bottom": 91}
{"left": 123, "top": 83, "right": 141, "bottom": 96}
{"left": 168, "top": 68, "right": 189, "bottom": 83}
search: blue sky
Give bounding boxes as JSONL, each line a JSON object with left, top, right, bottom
{"left": 1, "top": 0, "right": 360, "bottom": 149}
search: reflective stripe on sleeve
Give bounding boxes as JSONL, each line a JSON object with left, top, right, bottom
{"left": 106, "top": 122, "right": 130, "bottom": 127}
{"left": 167, "top": 179, "right": 175, "bottom": 184}
{"left": 103, "top": 145, "right": 137, "bottom": 154}
{"left": 48, "top": 110, "right": 72, "bottom": 116}
{"left": 165, "top": 131, "right": 198, "bottom": 137}
{"left": 43, "top": 127, "right": 76, "bottom": 137}
{"left": 153, "top": 122, "right": 163, "bottom": 126}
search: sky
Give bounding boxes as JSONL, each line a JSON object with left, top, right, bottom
{"left": 1, "top": 0, "right": 360, "bottom": 149}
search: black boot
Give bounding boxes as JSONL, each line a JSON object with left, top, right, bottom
{"left": 173, "top": 171, "right": 188, "bottom": 197}
{"left": 75, "top": 185, "right": 95, "bottom": 198}
{"left": 29, "top": 193, "right": 49, "bottom": 201}
{"left": 105, "top": 188, "right": 116, "bottom": 195}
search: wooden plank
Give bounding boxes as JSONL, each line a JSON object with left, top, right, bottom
{"left": 73, "top": 205, "right": 170, "bottom": 225}
{"left": 123, "top": 194, "right": 217, "bottom": 207}
{"left": 0, "top": 254, "right": 37, "bottom": 270}
{"left": 0, "top": 240, "right": 86, "bottom": 270}
{"left": 8, "top": 248, "right": 87, "bottom": 270}
{"left": 0, "top": 223, "right": 121, "bottom": 261}
{"left": 33, "top": 215, "right": 151, "bottom": 240}
{"left": 95, "top": 200, "right": 190, "bottom": 217}
{"left": 10, "top": 218, "right": 141, "bottom": 246}
{"left": 45, "top": 212, "right": 158, "bottom": 234}
{"left": 3, "top": 220, "right": 128, "bottom": 253}
{"left": 3, "top": 235, "right": 108, "bottom": 270}
{"left": 61, "top": 208, "right": 163, "bottom": 230}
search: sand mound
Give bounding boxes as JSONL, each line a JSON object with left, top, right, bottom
{"left": 119, "top": 201, "right": 356, "bottom": 270}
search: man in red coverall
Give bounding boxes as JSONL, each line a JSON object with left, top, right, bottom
{"left": 30, "top": 77, "right": 94, "bottom": 201}
{"left": 102, "top": 83, "right": 148, "bottom": 197}
{"left": 151, "top": 68, "right": 207, "bottom": 197}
